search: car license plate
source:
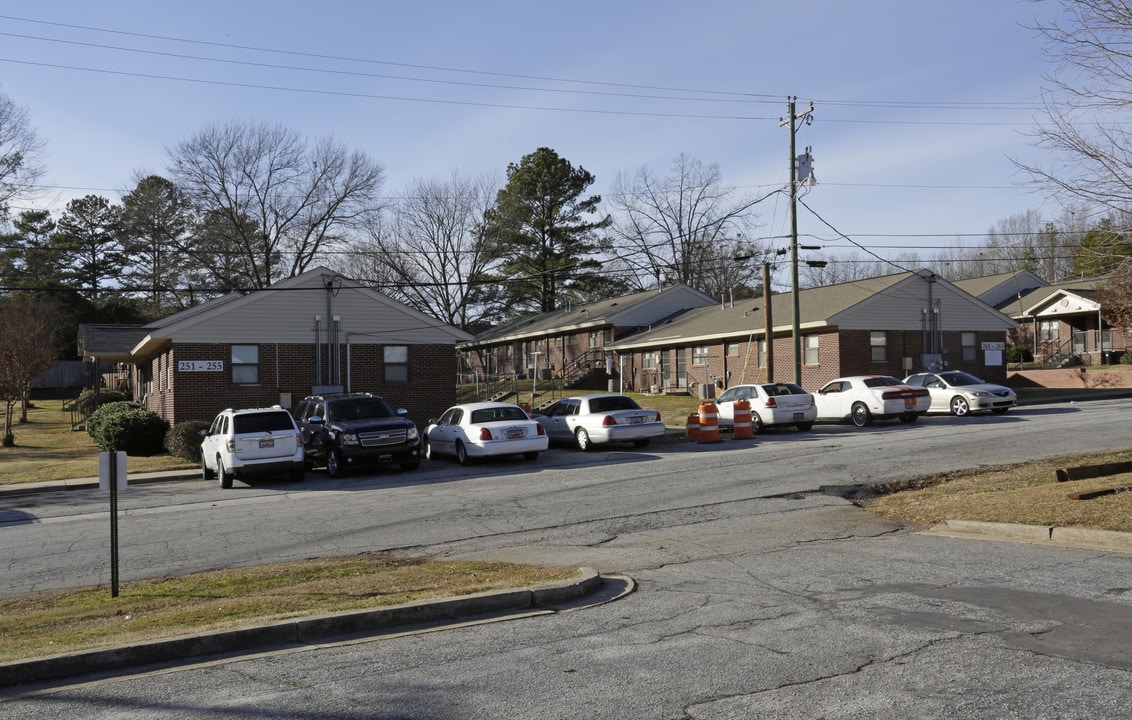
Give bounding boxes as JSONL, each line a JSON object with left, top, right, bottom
{"left": 792, "top": 412, "right": 804, "bottom": 420}
{"left": 259, "top": 438, "right": 274, "bottom": 448}
{"left": 379, "top": 454, "right": 392, "bottom": 462}
{"left": 630, "top": 416, "right": 643, "bottom": 425}
{"left": 904, "top": 398, "right": 916, "bottom": 409}
{"left": 507, "top": 429, "right": 523, "bottom": 439}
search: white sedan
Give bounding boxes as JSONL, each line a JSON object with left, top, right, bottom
{"left": 902, "top": 371, "right": 1017, "bottom": 416}
{"left": 715, "top": 382, "right": 816, "bottom": 432}
{"left": 813, "top": 375, "right": 931, "bottom": 428}
{"left": 535, "top": 394, "right": 665, "bottom": 451}
{"left": 423, "top": 402, "right": 548, "bottom": 465}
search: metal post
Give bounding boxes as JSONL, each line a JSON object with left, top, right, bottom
{"left": 108, "top": 454, "right": 120, "bottom": 598}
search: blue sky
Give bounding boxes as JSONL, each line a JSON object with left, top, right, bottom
{"left": 0, "top": 1, "right": 1065, "bottom": 273}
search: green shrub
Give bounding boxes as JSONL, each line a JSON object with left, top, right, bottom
{"left": 165, "top": 420, "right": 210, "bottom": 462}
{"left": 1122, "top": 351, "right": 1132, "bottom": 365}
{"left": 1006, "top": 345, "right": 1033, "bottom": 363}
{"left": 88, "top": 403, "right": 168, "bottom": 456}
{"left": 87, "top": 401, "right": 142, "bottom": 441}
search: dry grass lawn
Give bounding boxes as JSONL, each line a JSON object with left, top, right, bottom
{"left": 0, "top": 554, "right": 580, "bottom": 664}
{"left": 0, "top": 404, "right": 193, "bottom": 485}
{"left": 867, "top": 450, "right": 1132, "bottom": 533}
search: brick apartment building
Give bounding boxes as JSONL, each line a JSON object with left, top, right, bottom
{"left": 606, "top": 270, "right": 1019, "bottom": 394}
{"left": 77, "top": 267, "right": 472, "bottom": 426}
{"left": 457, "top": 284, "right": 716, "bottom": 386}
{"left": 955, "top": 271, "right": 1131, "bottom": 367}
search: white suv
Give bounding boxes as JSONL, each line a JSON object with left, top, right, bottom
{"left": 200, "top": 407, "right": 305, "bottom": 488}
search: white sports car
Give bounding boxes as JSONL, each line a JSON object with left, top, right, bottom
{"left": 813, "top": 375, "right": 931, "bottom": 427}
{"left": 902, "top": 371, "right": 1016, "bottom": 416}
{"left": 534, "top": 394, "right": 665, "bottom": 450}
{"left": 423, "top": 402, "right": 548, "bottom": 465}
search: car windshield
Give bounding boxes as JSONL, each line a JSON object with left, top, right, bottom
{"left": 938, "top": 371, "right": 984, "bottom": 386}
{"left": 326, "top": 397, "right": 395, "bottom": 421}
{"left": 862, "top": 376, "right": 902, "bottom": 388}
{"left": 233, "top": 412, "right": 294, "bottom": 434}
{"left": 587, "top": 396, "right": 642, "bottom": 413}
{"left": 470, "top": 406, "right": 529, "bottom": 423}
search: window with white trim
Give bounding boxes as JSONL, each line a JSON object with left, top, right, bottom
{"left": 231, "top": 345, "right": 259, "bottom": 384}
{"left": 870, "top": 331, "right": 887, "bottom": 362}
{"left": 384, "top": 345, "right": 409, "bottom": 383}
{"left": 692, "top": 345, "right": 709, "bottom": 365}
{"left": 804, "top": 334, "right": 820, "bottom": 365}
{"left": 961, "top": 332, "right": 977, "bottom": 363}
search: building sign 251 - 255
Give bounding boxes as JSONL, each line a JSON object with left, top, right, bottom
{"left": 178, "top": 360, "right": 224, "bottom": 372}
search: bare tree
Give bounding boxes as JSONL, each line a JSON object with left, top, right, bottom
{"left": 344, "top": 173, "right": 500, "bottom": 331}
{"left": 0, "top": 90, "right": 46, "bottom": 220}
{"left": 608, "top": 154, "right": 766, "bottom": 296}
{"left": 0, "top": 296, "right": 60, "bottom": 446}
{"left": 1021, "top": 1, "right": 1132, "bottom": 216}
{"left": 168, "top": 121, "right": 386, "bottom": 289}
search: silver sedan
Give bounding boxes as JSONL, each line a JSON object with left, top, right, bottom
{"left": 903, "top": 371, "right": 1016, "bottom": 416}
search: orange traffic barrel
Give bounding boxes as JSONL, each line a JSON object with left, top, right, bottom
{"left": 685, "top": 413, "right": 700, "bottom": 440}
{"left": 698, "top": 400, "right": 722, "bottom": 443}
{"left": 732, "top": 398, "right": 754, "bottom": 440}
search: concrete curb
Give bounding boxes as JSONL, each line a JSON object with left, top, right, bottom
{"left": 925, "top": 520, "right": 1132, "bottom": 553}
{"left": 0, "top": 568, "right": 614, "bottom": 689}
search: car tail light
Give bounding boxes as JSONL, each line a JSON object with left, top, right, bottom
{"left": 881, "top": 390, "right": 905, "bottom": 400}
{"left": 226, "top": 439, "right": 235, "bottom": 452}
{"left": 654, "top": 411, "right": 662, "bottom": 422}
{"left": 536, "top": 422, "right": 546, "bottom": 436}
{"left": 764, "top": 397, "right": 778, "bottom": 408}
{"left": 479, "top": 427, "right": 493, "bottom": 441}
{"left": 602, "top": 415, "right": 617, "bottom": 427}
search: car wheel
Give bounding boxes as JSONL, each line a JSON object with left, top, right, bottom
{"left": 795, "top": 422, "right": 813, "bottom": 432}
{"left": 575, "top": 427, "right": 593, "bottom": 451}
{"left": 632, "top": 438, "right": 650, "bottom": 448}
{"left": 752, "top": 413, "right": 766, "bottom": 433}
{"left": 851, "top": 403, "right": 872, "bottom": 428}
{"left": 950, "top": 396, "right": 971, "bottom": 417}
{"left": 326, "top": 448, "right": 346, "bottom": 478}
{"left": 455, "top": 441, "right": 470, "bottom": 466}
{"left": 218, "top": 456, "right": 233, "bottom": 489}
{"left": 401, "top": 460, "right": 421, "bottom": 471}
{"left": 899, "top": 413, "right": 918, "bottom": 424}
{"left": 289, "top": 464, "right": 305, "bottom": 482}
{"left": 523, "top": 451, "right": 539, "bottom": 461}
{"left": 991, "top": 407, "right": 1009, "bottom": 415}
{"left": 201, "top": 455, "right": 215, "bottom": 480}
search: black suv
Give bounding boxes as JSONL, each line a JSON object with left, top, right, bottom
{"left": 296, "top": 393, "right": 421, "bottom": 476}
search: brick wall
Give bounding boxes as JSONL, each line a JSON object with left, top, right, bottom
{"left": 146, "top": 342, "right": 458, "bottom": 428}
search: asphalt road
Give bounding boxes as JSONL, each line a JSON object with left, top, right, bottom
{"left": 2, "top": 399, "right": 1130, "bottom": 718}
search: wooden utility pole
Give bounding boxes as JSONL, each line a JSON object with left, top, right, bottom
{"left": 780, "top": 97, "right": 813, "bottom": 385}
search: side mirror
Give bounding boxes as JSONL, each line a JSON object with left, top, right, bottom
{"left": 308, "top": 416, "right": 324, "bottom": 425}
